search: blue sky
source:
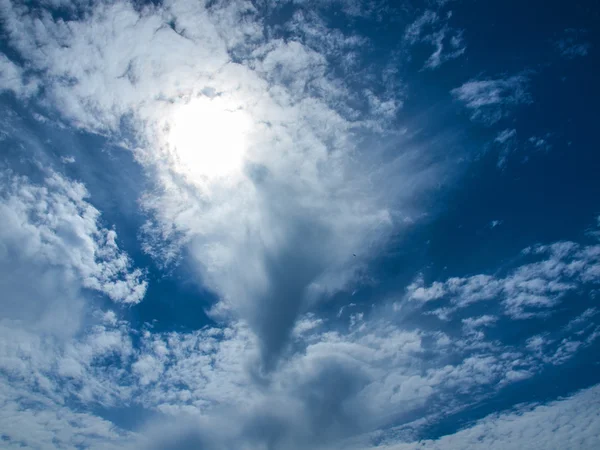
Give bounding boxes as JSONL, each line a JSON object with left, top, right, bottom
{"left": 1, "top": 0, "right": 599, "bottom": 448}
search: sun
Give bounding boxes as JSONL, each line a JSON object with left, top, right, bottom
{"left": 167, "top": 96, "right": 252, "bottom": 181}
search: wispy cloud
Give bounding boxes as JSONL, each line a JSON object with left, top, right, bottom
{"left": 404, "top": 8, "right": 466, "bottom": 70}
{"left": 451, "top": 75, "right": 531, "bottom": 125}
{"left": 494, "top": 128, "right": 518, "bottom": 168}
{"left": 408, "top": 232, "right": 600, "bottom": 320}
{"left": 556, "top": 28, "right": 591, "bottom": 58}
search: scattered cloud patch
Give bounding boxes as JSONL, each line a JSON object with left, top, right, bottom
{"left": 528, "top": 134, "right": 553, "bottom": 152}
{"left": 451, "top": 75, "right": 531, "bottom": 125}
{"left": 0, "top": 170, "right": 147, "bottom": 324}
{"left": 556, "top": 28, "right": 591, "bottom": 58}
{"left": 408, "top": 232, "right": 600, "bottom": 319}
{"left": 404, "top": 9, "right": 466, "bottom": 70}
{"left": 376, "top": 383, "right": 600, "bottom": 449}
{"left": 494, "top": 128, "right": 517, "bottom": 168}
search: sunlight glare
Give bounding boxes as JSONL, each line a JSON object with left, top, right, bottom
{"left": 168, "top": 96, "right": 252, "bottom": 181}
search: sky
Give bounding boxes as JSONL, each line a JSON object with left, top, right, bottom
{"left": 0, "top": 0, "right": 599, "bottom": 448}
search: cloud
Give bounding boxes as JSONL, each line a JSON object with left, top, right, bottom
{"left": 493, "top": 128, "right": 518, "bottom": 168}
{"left": 556, "top": 28, "right": 591, "bottom": 58}
{"left": 114, "top": 294, "right": 597, "bottom": 449}
{"left": 0, "top": 0, "right": 443, "bottom": 371}
{"left": 404, "top": 9, "right": 466, "bottom": 70}
{"left": 0, "top": 52, "right": 38, "bottom": 97}
{"left": 0, "top": 381, "right": 133, "bottom": 450}
{"left": 408, "top": 231, "right": 600, "bottom": 319}
{"left": 462, "top": 315, "right": 497, "bottom": 336}
{"left": 451, "top": 75, "right": 531, "bottom": 125}
{"left": 1, "top": 255, "right": 597, "bottom": 450}
{"left": 376, "top": 383, "right": 600, "bottom": 450}
{"left": 1, "top": 1, "right": 597, "bottom": 449}
{"left": 0, "top": 170, "right": 146, "bottom": 335}
{"left": 0, "top": 163, "right": 151, "bottom": 446}
{"left": 0, "top": 0, "right": 434, "bottom": 372}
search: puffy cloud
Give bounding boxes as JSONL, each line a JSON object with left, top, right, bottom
{"left": 462, "top": 315, "right": 497, "bottom": 336}
{"left": 0, "top": 170, "right": 147, "bottom": 316}
{"left": 117, "top": 299, "right": 597, "bottom": 449}
{"left": 0, "top": 382, "right": 133, "bottom": 450}
{"left": 5, "top": 155, "right": 127, "bottom": 300}
{"left": 0, "top": 166, "right": 149, "bottom": 446}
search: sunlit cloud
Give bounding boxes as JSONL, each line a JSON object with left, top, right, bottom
{"left": 163, "top": 95, "right": 253, "bottom": 183}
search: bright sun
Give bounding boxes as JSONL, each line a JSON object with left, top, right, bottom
{"left": 167, "top": 96, "right": 252, "bottom": 181}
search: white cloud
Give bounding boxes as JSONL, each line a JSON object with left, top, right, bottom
{"left": 0, "top": 166, "right": 149, "bottom": 446}
{"left": 0, "top": 273, "right": 596, "bottom": 450}
{"left": 1, "top": 1, "right": 597, "bottom": 449}
{"left": 0, "top": 53, "right": 38, "bottom": 97}
{"left": 407, "top": 233, "right": 600, "bottom": 319}
{"left": 404, "top": 9, "right": 466, "bottom": 70}
{"left": 0, "top": 381, "right": 134, "bottom": 450}
{"left": 405, "top": 10, "right": 439, "bottom": 44}
{"left": 376, "top": 383, "right": 600, "bottom": 450}
{"left": 528, "top": 134, "right": 552, "bottom": 152}
{"left": 451, "top": 75, "right": 531, "bottom": 125}
{"left": 0, "top": 0, "right": 440, "bottom": 372}
{"left": 0, "top": 170, "right": 147, "bottom": 313}
{"left": 494, "top": 128, "right": 518, "bottom": 168}
{"left": 462, "top": 315, "right": 497, "bottom": 337}
{"left": 495, "top": 129, "right": 517, "bottom": 144}
{"left": 121, "top": 318, "right": 533, "bottom": 448}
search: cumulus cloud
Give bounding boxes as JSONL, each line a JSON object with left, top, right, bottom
{"left": 0, "top": 169, "right": 146, "bottom": 341}
{"left": 0, "top": 167, "right": 147, "bottom": 446}
{"left": 0, "top": 382, "right": 133, "bottom": 450}
{"left": 451, "top": 75, "right": 531, "bottom": 125}
{"left": 1, "top": 248, "right": 597, "bottom": 450}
